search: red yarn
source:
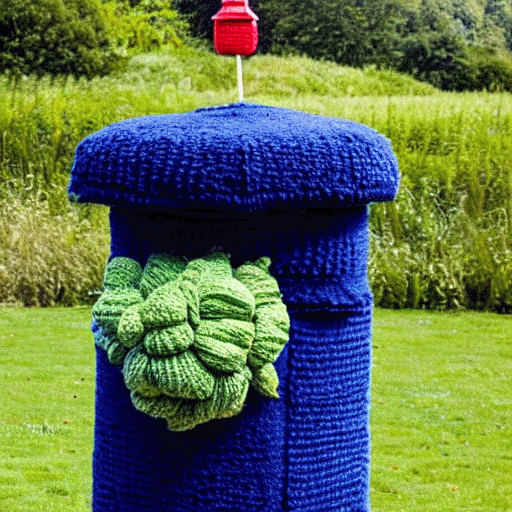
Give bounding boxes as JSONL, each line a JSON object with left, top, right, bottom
{"left": 212, "top": 0, "right": 259, "bottom": 56}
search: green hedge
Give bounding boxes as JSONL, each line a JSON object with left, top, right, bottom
{"left": 0, "top": 0, "right": 122, "bottom": 79}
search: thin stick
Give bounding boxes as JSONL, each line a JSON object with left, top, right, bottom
{"left": 236, "top": 55, "right": 244, "bottom": 102}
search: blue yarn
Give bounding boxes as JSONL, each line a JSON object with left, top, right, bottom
{"left": 68, "top": 103, "right": 400, "bottom": 511}
{"left": 68, "top": 103, "right": 399, "bottom": 212}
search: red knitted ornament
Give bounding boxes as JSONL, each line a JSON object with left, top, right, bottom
{"left": 212, "top": 0, "right": 258, "bottom": 56}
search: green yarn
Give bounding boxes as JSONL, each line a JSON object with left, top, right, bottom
{"left": 92, "top": 287, "right": 143, "bottom": 364}
{"left": 139, "top": 253, "right": 186, "bottom": 298}
{"left": 194, "top": 320, "right": 252, "bottom": 373}
{"left": 143, "top": 324, "right": 194, "bottom": 357}
{"left": 92, "top": 289, "right": 144, "bottom": 335}
{"left": 102, "top": 257, "right": 142, "bottom": 291}
{"left": 92, "top": 251, "right": 290, "bottom": 431}
{"left": 251, "top": 363, "right": 280, "bottom": 399}
{"left": 94, "top": 328, "right": 129, "bottom": 366}
{"left": 234, "top": 259, "right": 290, "bottom": 396}
{"left": 147, "top": 351, "right": 215, "bottom": 400}
{"left": 140, "top": 282, "right": 188, "bottom": 328}
{"left": 117, "top": 304, "right": 145, "bottom": 348}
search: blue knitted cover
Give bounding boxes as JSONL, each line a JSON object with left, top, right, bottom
{"left": 68, "top": 103, "right": 400, "bottom": 512}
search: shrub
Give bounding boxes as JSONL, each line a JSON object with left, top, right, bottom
{"left": 398, "top": 30, "right": 470, "bottom": 91}
{"left": 0, "top": 0, "right": 123, "bottom": 79}
{"left": 463, "top": 46, "right": 512, "bottom": 92}
{"left": 0, "top": 191, "right": 109, "bottom": 307}
{"left": 264, "top": 0, "right": 407, "bottom": 69}
{"left": 101, "top": 0, "right": 188, "bottom": 54}
{"left": 370, "top": 181, "right": 512, "bottom": 313}
{"left": 399, "top": 33, "right": 512, "bottom": 92}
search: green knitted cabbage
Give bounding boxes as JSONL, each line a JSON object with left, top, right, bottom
{"left": 92, "top": 252, "right": 290, "bottom": 431}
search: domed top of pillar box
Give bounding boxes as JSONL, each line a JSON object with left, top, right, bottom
{"left": 68, "top": 103, "right": 399, "bottom": 212}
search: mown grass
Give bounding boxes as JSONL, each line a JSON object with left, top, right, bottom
{"left": 0, "top": 307, "right": 94, "bottom": 511}
{"left": 0, "top": 307, "right": 510, "bottom": 511}
{"left": 371, "top": 309, "right": 512, "bottom": 511}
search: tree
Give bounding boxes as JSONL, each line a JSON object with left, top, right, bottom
{"left": 0, "top": 0, "right": 120, "bottom": 78}
{"left": 263, "top": 0, "right": 409, "bottom": 68}
{"left": 101, "top": 0, "right": 187, "bottom": 52}
{"left": 398, "top": 0, "right": 512, "bottom": 90}
{"left": 175, "top": 0, "right": 219, "bottom": 39}
{"left": 485, "top": 0, "right": 512, "bottom": 50}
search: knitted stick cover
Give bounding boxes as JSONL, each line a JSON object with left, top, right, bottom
{"left": 68, "top": 103, "right": 400, "bottom": 512}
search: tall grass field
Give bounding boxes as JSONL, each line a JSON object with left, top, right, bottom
{"left": 0, "top": 48, "right": 511, "bottom": 311}
{"left": 0, "top": 307, "right": 510, "bottom": 511}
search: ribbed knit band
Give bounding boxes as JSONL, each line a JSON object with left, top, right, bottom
{"left": 68, "top": 103, "right": 399, "bottom": 212}
{"left": 286, "top": 310, "right": 372, "bottom": 512}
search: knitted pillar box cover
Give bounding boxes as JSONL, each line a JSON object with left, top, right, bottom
{"left": 68, "top": 103, "right": 400, "bottom": 512}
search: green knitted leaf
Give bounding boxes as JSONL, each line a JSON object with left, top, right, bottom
{"left": 117, "top": 304, "right": 144, "bottom": 348}
{"left": 92, "top": 288, "right": 144, "bottom": 336}
{"left": 251, "top": 363, "right": 280, "bottom": 398}
{"left": 202, "top": 252, "right": 233, "bottom": 278}
{"left": 199, "top": 278, "right": 255, "bottom": 321}
{"left": 103, "top": 257, "right": 142, "bottom": 291}
{"left": 178, "top": 280, "right": 200, "bottom": 329}
{"left": 143, "top": 323, "right": 194, "bottom": 357}
{"left": 194, "top": 319, "right": 255, "bottom": 350}
{"left": 139, "top": 253, "right": 186, "bottom": 298}
{"left": 131, "top": 394, "right": 208, "bottom": 432}
{"left": 248, "top": 304, "right": 290, "bottom": 368}
{"left": 140, "top": 282, "right": 188, "bottom": 328}
{"left": 93, "top": 328, "right": 111, "bottom": 353}
{"left": 235, "top": 262, "right": 290, "bottom": 373}
{"left": 234, "top": 259, "right": 282, "bottom": 307}
{"left": 179, "top": 258, "right": 209, "bottom": 285}
{"left": 107, "top": 341, "right": 130, "bottom": 367}
{"left": 95, "top": 326, "right": 129, "bottom": 366}
{"left": 147, "top": 351, "right": 215, "bottom": 400}
{"left": 194, "top": 370, "right": 251, "bottom": 420}
{"left": 132, "top": 368, "right": 252, "bottom": 431}
{"left": 193, "top": 333, "right": 249, "bottom": 374}
{"left": 123, "top": 346, "right": 161, "bottom": 397}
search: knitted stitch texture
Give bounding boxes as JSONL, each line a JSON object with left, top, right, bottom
{"left": 92, "top": 251, "right": 289, "bottom": 430}
{"left": 68, "top": 103, "right": 399, "bottom": 212}
{"left": 67, "top": 103, "right": 400, "bottom": 512}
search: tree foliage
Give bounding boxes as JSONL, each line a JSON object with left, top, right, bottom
{"left": 397, "top": 0, "right": 512, "bottom": 90}
{"left": 265, "top": 0, "right": 408, "bottom": 68}
{"left": 0, "top": 0, "right": 121, "bottom": 78}
{"left": 101, "top": 0, "right": 188, "bottom": 53}
{"left": 485, "top": 0, "right": 512, "bottom": 51}
{"left": 175, "top": 0, "right": 219, "bottom": 39}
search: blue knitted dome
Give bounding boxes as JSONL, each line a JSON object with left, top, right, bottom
{"left": 68, "top": 103, "right": 399, "bottom": 211}
{"left": 69, "top": 103, "right": 400, "bottom": 512}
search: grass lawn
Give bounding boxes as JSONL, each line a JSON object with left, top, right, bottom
{"left": 371, "top": 309, "right": 511, "bottom": 512}
{"left": 0, "top": 307, "right": 510, "bottom": 511}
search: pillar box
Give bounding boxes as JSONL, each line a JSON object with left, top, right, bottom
{"left": 212, "top": 0, "right": 259, "bottom": 56}
{"left": 68, "top": 103, "right": 399, "bottom": 512}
